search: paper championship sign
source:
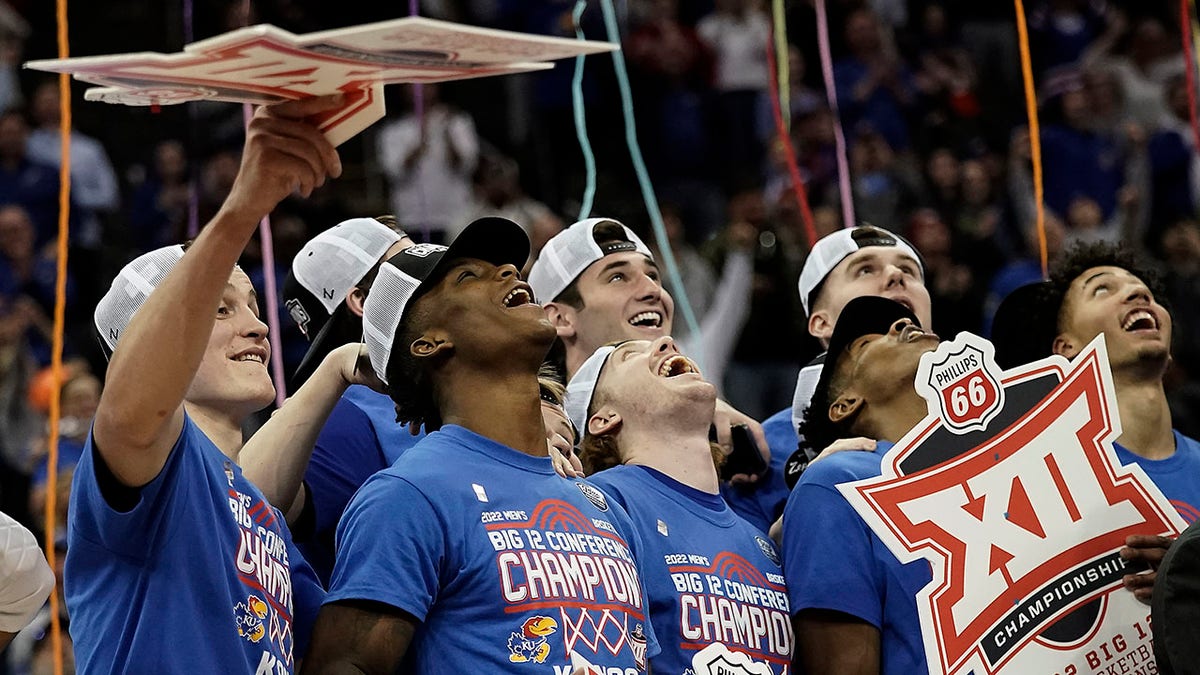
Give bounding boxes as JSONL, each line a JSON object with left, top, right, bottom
{"left": 840, "top": 333, "right": 1186, "bottom": 675}
{"left": 25, "top": 17, "right": 617, "bottom": 146}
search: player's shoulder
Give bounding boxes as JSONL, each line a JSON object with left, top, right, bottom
{"left": 581, "top": 467, "right": 637, "bottom": 511}
{"left": 794, "top": 444, "right": 885, "bottom": 490}
{"left": 1174, "top": 429, "right": 1200, "bottom": 457}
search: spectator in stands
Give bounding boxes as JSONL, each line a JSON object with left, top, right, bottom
{"left": 453, "top": 152, "right": 562, "bottom": 262}
{"left": 834, "top": 7, "right": 916, "bottom": 152}
{"left": 26, "top": 80, "right": 119, "bottom": 250}
{"left": 128, "top": 139, "right": 190, "bottom": 253}
{"left": 0, "top": 110, "right": 60, "bottom": 247}
{"left": 376, "top": 83, "right": 479, "bottom": 244}
{"left": 697, "top": 0, "right": 771, "bottom": 188}
{"left": 0, "top": 204, "right": 70, "bottom": 365}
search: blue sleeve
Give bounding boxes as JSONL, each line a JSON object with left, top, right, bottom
{"left": 70, "top": 420, "right": 195, "bottom": 559}
{"left": 304, "top": 398, "right": 388, "bottom": 537}
{"left": 284, "top": 520, "right": 326, "bottom": 657}
{"left": 326, "top": 475, "right": 446, "bottom": 621}
{"left": 782, "top": 465, "right": 885, "bottom": 628}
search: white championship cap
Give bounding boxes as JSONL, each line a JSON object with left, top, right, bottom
{"left": 94, "top": 245, "right": 186, "bottom": 356}
{"left": 283, "top": 217, "right": 404, "bottom": 384}
{"left": 528, "top": 218, "right": 653, "bottom": 304}
{"left": 797, "top": 225, "right": 924, "bottom": 316}
{"left": 563, "top": 344, "right": 621, "bottom": 437}
{"left": 362, "top": 217, "right": 529, "bottom": 385}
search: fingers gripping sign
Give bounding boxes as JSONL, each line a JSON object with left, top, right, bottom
{"left": 224, "top": 95, "right": 345, "bottom": 220}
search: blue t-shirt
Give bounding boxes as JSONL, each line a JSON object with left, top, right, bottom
{"left": 721, "top": 408, "right": 794, "bottom": 533}
{"left": 299, "top": 385, "right": 423, "bottom": 584}
{"left": 782, "top": 442, "right": 932, "bottom": 675}
{"left": 66, "top": 414, "right": 324, "bottom": 674}
{"left": 1117, "top": 430, "right": 1200, "bottom": 524}
{"left": 327, "top": 424, "right": 660, "bottom": 673}
{"left": 590, "top": 464, "right": 792, "bottom": 674}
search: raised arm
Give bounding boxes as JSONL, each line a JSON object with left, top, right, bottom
{"left": 240, "top": 343, "right": 379, "bottom": 518}
{"left": 92, "top": 95, "right": 343, "bottom": 488}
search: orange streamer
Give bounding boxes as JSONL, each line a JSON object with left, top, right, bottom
{"left": 1014, "top": 0, "right": 1048, "bottom": 277}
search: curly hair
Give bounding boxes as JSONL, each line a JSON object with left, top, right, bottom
{"left": 796, "top": 357, "right": 856, "bottom": 458}
{"left": 1047, "top": 242, "right": 1168, "bottom": 333}
{"left": 385, "top": 298, "right": 444, "bottom": 432}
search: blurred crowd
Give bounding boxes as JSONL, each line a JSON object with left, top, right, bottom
{"left": 1, "top": 0, "right": 1200, "bottom": 670}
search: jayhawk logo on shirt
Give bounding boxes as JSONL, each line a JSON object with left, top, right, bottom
{"left": 233, "top": 594, "right": 269, "bottom": 644}
{"left": 507, "top": 616, "right": 558, "bottom": 664}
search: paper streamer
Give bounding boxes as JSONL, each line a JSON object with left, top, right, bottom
{"left": 597, "top": 0, "right": 702, "bottom": 346}
{"left": 1014, "top": 0, "right": 1048, "bottom": 277}
{"left": 1180, "top": 0, "right": 1200, "bottom": 154}
{"left": 44, "top": 0, "right": 71, "bottom": 671}
{"left": 814, "top": 0, "right": 855, "bottom": 229}
{"left": 772, "top": 0, "right": 790, "bottom": 131}
{"left": 765, "top": 23, "right": 817, "bottom": 248}
{"left": 571, "top": 0, "right": 597, "bottom": 220}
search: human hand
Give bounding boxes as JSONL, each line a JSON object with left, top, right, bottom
{"left": 335, "top": 343, "right": 387, "bottom": 394}
{"left": 713, "top": 399, "right": 769, "bottom": 484}
{"left": 549, "top": 443, "right": 584, "bottom": 479}
{"left": 223, "top": 95, "right": 344, "bottom": 220}
{"left": 1120, "top": 534, "right": 1173, "bottom": 603}
{"left": 811, "top": 437, "right": 876, "bottom": 465}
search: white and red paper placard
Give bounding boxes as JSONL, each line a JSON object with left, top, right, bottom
{"left": 25, "top": 17, "right": 617, "bottom": 146}
{"left": 840, "top": 333, "right": 1186, "bottom": 675}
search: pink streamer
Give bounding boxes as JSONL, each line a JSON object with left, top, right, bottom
{"left": 242, "top": 101, "right": 288, "bottom": 406}
{"left": 814, "top": 0, "right": 856, "bottom": 228}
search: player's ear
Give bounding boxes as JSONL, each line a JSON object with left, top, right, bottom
{"left": 544, "top": 302, "right": 577, "bottom": 339}
{"left": 345, "top": 287, "right": 367, "bottom": 318}
{"left": 587, "top": 406, "right": 622, "bottom": 437}
{"left": 809, "top": 309, "right": 835, "bottom": 344}
{"left": 410, "top": 331, "right": 452, "bottom": 361}
{"left": 828, "top": 393, "right": 863, "bottom": 426}
{"left": 1052, "top": 333, "right": 1079, "bottom": 359}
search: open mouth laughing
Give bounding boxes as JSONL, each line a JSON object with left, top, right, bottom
{"left": 628, "top": 311, "right": 663, "bottom": 329}
{"left": 656, "top": 353, "right": 700, "bottom": 378}
{"left": 1121, "top": 308, "right": 1159, "bottom": 332}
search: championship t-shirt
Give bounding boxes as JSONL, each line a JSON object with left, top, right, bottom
{"left": 590, "top": 464, "right": 792, "bottom": 674}
{"left": 1116, "top": 430, "right": 1200, "bottom": 523}
{"left": 782, "top": 441, "right": 932, "bottom": 675}
{"left": 67, "top": 413, "right": 324, "bottom": 674}
{"left": 299, "top": 384, "right": 423, "bottom": 583}
{"left": 327, "top": 424, "right": 660, "bottom": 673}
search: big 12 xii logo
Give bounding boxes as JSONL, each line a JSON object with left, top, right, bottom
{"left": 841, "top": 333, "right": 1185, "bottom": 675}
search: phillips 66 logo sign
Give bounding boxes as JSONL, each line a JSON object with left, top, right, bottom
{"left": 914, "top": 334, "right": 1004, "bottom": 434}
{"left": 841, "top": 334, "right": 1186, "bottom": 675}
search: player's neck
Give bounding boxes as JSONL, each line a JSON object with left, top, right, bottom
{"left": 1112, "top": 375, "right": 1175, "bottom": 460}
{"left": 438, "top": 368, "right": 548, "bottom": 459}
{"left": 186, "top": 403, "right": 246, "bottom": 461}
{"left": 622, "top": 425, "right": 720, "bottom": 495}
{"left": 869, "top": 390, "right": 929, "bottom": 445}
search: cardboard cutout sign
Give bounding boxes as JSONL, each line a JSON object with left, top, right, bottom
{"left": 25, "top": 17, "right": 617, "bottom": 146}
{"left": 840, "top": 333, "right": 1186, "bottom": 675}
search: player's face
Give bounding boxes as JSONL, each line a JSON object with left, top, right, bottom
{"left": 1056, "top": 266, "right": 1172, "bottom": 368}
{"left": 811, "top": 248, "right": 932, "bottom": 344}
{"left": 594, "top": 337, "right": 714, "bottom": 421}
{"left": 420, "top": 257, "right": 554, "bottom": 357}
{"left": 187, "top": 268, "right": 275, "bottom": 415}
{"left": 837, "top": 319, "right": 940, "bottom": 406}
{"left": 570, "top": 252, "right": 676, "bottom": 354}
{"left": 542, "top": 401, "right": 583, "bottom": 473}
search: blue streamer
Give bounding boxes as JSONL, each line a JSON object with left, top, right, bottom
{"left": 571, "top": 0, "right": 596, "bottom": 220}
{"left": 597, "top": 0, "right": 702, "bottom": 346}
